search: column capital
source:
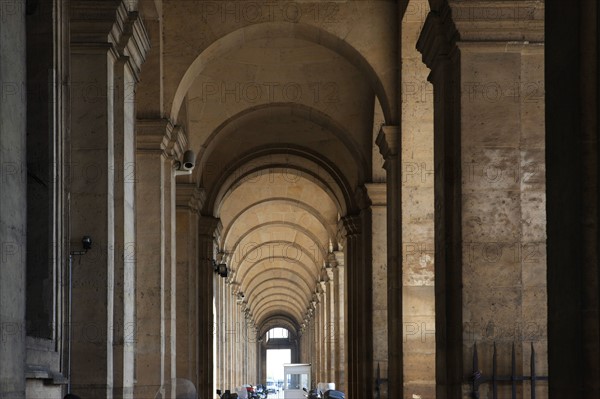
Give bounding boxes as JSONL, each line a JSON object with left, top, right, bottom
{"left": 338, "top": 214, "right": 361, "bottom": 238}
{"left": 319, "top": 279, "right": 328, "bottom": 292}
{"left": 376, "top": 125, "right": 400, "bottom": 159}
{"left": 365, "top": 183, "right": 387, "bottom": 207}
{"left": 176, "top": 183, "right": 206, "bottom": 213}
{"left": 325, "top": 267, "right": 335, "bottom": 281}
{"left": 312, "top": 293, "right": 321, "bottom": 304}
{"left": 416, "top": 2, "right": 459, "bottom": 72}
{"left": 137, "top": 118, "right": 188, "bottom": 159}
{"left": 326, "top": 252, "right": 338, "bottom": 269}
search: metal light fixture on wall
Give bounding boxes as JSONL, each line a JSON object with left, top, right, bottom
{"left": 210, "top": 259, "right": 228, "bottom": 278}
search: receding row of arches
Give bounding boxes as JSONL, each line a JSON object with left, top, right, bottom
{"left": 4, "top": 1, "right": 578, "bottom": 399}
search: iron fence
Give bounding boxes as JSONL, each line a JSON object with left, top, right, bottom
{"left": 471, "top": 342, "right": 548, "bottom": 399}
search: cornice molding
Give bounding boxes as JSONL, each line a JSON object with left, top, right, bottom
{"left": 70, "top": 0, "right": 122, "bottom": 43}
{"left": 449, "top": 0, "right": 544, "bottom": 43}
{"left": 118, "top": 11, "right": 151, "bottom": 81}
{"left": 418, "top": 1, "right": 544, "bottom": 70}
{"left": 71, "top": 0, "right": 151, "bottom": 76}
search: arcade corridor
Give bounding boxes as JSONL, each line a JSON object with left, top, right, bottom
{"left": 0, "top": 1, "right": 599, "bottom": 399}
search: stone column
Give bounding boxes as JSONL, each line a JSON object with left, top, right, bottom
{"left": 321, "top": 285, "right": 327, "bottom": 383}
{"left": 417, "top": 2, "right": 546, "bottom": 397}
{"left": 69, "top": 12, "right": 117, "bottom": 399}
{"left": 135, "top": 119, "right": 186, "bottom": 398}
{"left": 176, "top": 185, "right": 205, "bottom": 386}
{"left": 227, "top": 282, "right": 233, "bottom": 387}
{"left": 198, "top": 216, "right": 219, "bottom": 399}
{"left": 314, "top": 289, "right": 323, "bottom": 383}
{"left": 261, "top": 340, "right": 267, "bottom": 384}
{"left": 320, "top": 278, "right": 331, "bottom": 383}
{"left": 376, "top": 125, "right": 402, "bottom": 399}
{"left": 69, "top": 2, "right": 149, "bottom": 396}
{"left": 365, "top": 183, "right": 388, "bottom": 398}
{"left": 112, "top": 13, "right": 149, "bottom": 398}
{"left": 339, "top": 212, "right": 372, "bottom": 399}
{"left": 325, "top": 264, "right": 336, "bottom": 382}
{"left": 546, "top": 0, "right": 600, "bottom": 396}
{"left": 401, "top": 1, "right": 436, "bottom": 396}
{"left": 165, "top": 151, "right": 176, "bottom": 399}
{"left": 234, "top": 297, "right": 240, "bottom": 386}
{"left": 331, "top": 251, "right": 345, "bottom": 391}
{"left": 219, "top": 277, "right": 225, "bottom": 390}
{"left": 229, "top": 284, "right": 232, "bottom": 387}
{"left": 0, "top": 0, "right": 26, "bottom": 396}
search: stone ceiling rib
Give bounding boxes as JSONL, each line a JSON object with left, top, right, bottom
{"left": 217, "top": 167, "right": 343, "bottom": 218}
{"left": 221, "top": 197, "right": 336, "bottom": 243}
{"left": 249, "top": 287, "right": 312, "bottom": 313}
{"left": 241, "top": 260, "right": 315, "bottom": 298}
{"left": 194, "top": 103, "right": 369, "bottom": 177}
{"left": 233, "top": 240, "right": 320, "bottom": 275}
{"left": 251, "top": 295, "right": 306, "bottom": 322}
{"left": 255, "top": 305, "right": 304, "bottom": 327}
{"left": 245, "top": 276, "right": 312, "bottom": 308}
{"left": 227, "top": 222, "right": 327, "bottom": 264}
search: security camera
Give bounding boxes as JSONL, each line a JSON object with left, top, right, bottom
{"left": 82, "top": 236, "right": 92, "bottom": 250}
{"left": 182, "top": 150, "right": 196, "bottom": 170}
{"left": 174, "top": 150, "right": 196, "bottom": 176}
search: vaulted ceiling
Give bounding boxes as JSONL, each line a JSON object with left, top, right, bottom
{"left": 154, "top": 0, "right": 398, "bottom": 333}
